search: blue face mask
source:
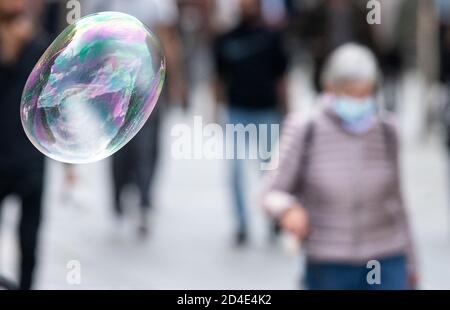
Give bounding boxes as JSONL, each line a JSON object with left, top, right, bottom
{"left": 333, "top": 96, "right": 376, "bottom": 123}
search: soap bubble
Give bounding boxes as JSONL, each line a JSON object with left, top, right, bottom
{"left": 20, "top": 12, "right": 165, "bottom": 164}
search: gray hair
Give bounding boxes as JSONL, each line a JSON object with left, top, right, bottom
{"left": 321, "top": 43, "right": 379, "bottom": 87}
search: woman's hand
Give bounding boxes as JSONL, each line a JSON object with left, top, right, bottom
{"left": 408, "top": 272, "right": 419, "bottom": 290}
{"left": 280, "top": 204, "right": 309, "bottom": 240}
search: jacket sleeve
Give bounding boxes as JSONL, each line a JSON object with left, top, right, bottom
{"left": 261, "top": 114, "right": 307, "bottom": 219}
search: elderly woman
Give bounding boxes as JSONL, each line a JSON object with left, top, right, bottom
{"left": 262, "top": 44, "right": 417, "bottom": 290}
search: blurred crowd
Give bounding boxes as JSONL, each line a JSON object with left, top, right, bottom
{"left": 0, "top": 0, "right": 449, "bottom": 290}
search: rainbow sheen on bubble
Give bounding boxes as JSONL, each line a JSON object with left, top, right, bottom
{"left": 20, "top": 12, "right": 165, "bottom": 163}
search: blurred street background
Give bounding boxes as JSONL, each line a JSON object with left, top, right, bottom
{"left": 1, "top": 0, "right": 450, "bottom": 289}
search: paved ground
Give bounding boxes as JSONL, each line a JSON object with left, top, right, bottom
{"left": 1, "top": 68, "right": 450, "bottom": 289}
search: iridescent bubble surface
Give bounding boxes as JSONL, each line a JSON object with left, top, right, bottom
{"left": 21, "top": 12, "right": 165, "bottom": 163}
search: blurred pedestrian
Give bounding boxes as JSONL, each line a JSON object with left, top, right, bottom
{"left": 372, "top": 0, "right": 404, "bottom": 112}
{"left": 213, "top": 0, "right": 288, "bottom": 245}
{"left": 262, "top": 44, "right": 417, "bottom": 290}
{"left": 84, "top": 0, "right": 186, "bottom": 237}
{"left": 300, "top": 0, "right": 376, "bottom": 93}
{"left": 437, "top": 0, "right": 450, "bottom": 88}
{"left": 436, "top": 0, "right": 450, "bottom": 185}
{"left": 0, "top": 0, "right": 49, "bottom": 290}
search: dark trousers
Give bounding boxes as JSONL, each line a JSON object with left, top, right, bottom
{"left": 304, "top": 255, "right": 408, "bottom": 290}
{"left": 0, "top": 166, "right": 44, "bottom": 290}
{"left": 112, "top": 104, "right": 161, "bottom": 214}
